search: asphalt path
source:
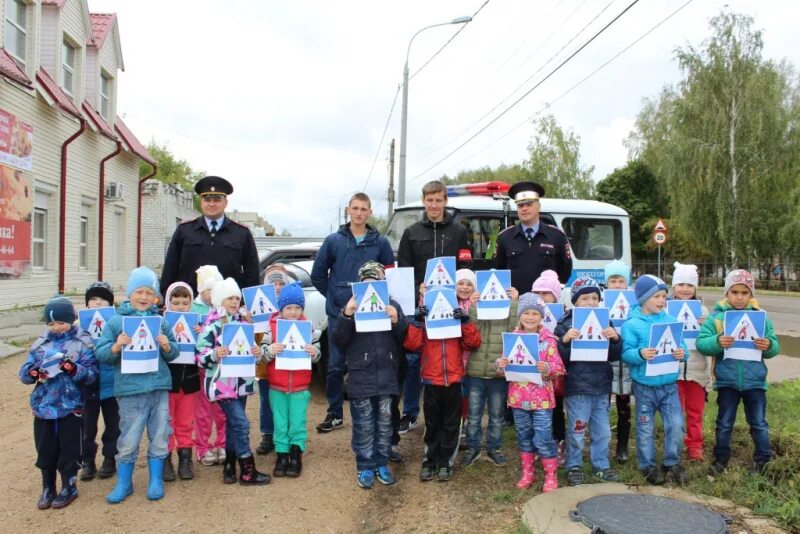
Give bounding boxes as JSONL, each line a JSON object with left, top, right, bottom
{"left": 697, "top": 289, "right": 799, "bottom": 336}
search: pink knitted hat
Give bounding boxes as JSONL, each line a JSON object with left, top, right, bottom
{"left": 531, "top": 270, "right": 562, "bottom": 301}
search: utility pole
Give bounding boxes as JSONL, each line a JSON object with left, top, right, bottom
{"left": 388, "top": 138, "right": 395, "bottom": 220}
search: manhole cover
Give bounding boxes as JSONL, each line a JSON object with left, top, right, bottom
{"left": 570, "top": 494, "right": 728, "bottom": 534}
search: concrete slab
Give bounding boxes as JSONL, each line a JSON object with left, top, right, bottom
{"left": 0, "top": 323, "right": 44, "bottom": 344}
{"left": 0, "top": 341, "right": 26, "bottom": 360}
{"left": 766, "top": 355, "right": 800, "bottom": 384}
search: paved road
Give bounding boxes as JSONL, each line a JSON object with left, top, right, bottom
{"left": 697, "top": 290, "right": 799, "bottom": 335}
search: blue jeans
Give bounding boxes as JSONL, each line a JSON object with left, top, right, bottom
{"left": 116, "top": 391, "right": 169, "bottom": 463}
{"left": 258, "top": 379, "right": 274, "bottom": 435}
{"left": 465, "top": 377, "right": 507, "bottom": 451}
{"left": 565, "top": 394, "right": 612, "bottom": 470}
{"left": 512, "top": 408, "right": 556, "bottom": 458}
{"left": 632, "top": 382, "right": 684, "bottom": 470}
{"left": 402, "top": 352, "right": 421, "bottom": 418}
{"left": 349, "top": 395, "right": 393, "bottom": 471}
{"left": 714, "top": 387, "right": 771, "bottom": 463}
{"left": 325, "top": 315, "right": 345, "bottom": 419}
{"left": 218, "top": 397, "right": 251, "bottom": 458}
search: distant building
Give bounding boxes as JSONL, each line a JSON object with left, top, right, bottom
{"left": 140, "top": 180, "right": 199, "bottom": 272}
{"left": 228, "top": 209, "right": 275, "bottom": 236}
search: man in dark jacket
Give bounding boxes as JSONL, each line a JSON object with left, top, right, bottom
{"left": 554, "top": 276, "right": 621, "bottom": 486}
{"left": 396, "top": 180, "right": 471, "bottom": 433}
{"left": 311, "top": 193, "right": 395, "bottom": 432}
{"left": 160, "top": 176, "right": 259, "bottom": 295}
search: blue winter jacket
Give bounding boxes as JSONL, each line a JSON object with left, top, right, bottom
{"left": 95, "top": 301, "right": 179, "bottom": 397}
{"left": 19, "top": 326, "right": 97, "bottom": 419}
{"left": 555, "top": 309, "right": 621, "bottom": 396}
{"left": 621, "top": 305, "right": 688, "bottom": 387}
{"left": 311, "top": 224, "right": 395, "bottom": 317}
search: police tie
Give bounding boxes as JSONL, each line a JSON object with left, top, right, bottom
{"left": 525, "top": 227, "right": 534, "bottom": 243}
{"left": 210, "top": 220, "right": 217, "bottom": 241}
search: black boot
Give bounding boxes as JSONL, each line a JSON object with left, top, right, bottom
{"left": 286, "top": 445, "right": 303, "bottom": 478}
{"left": 177, "top": 448, "right": 194, "bottom": 480}
{"left": 80, "top": 459, "right": 97, "bottom": 481}
{"left": 256, "top": 433, "right": 274, "bottom": 455}
{"left": 97, "top": 457, "right": 116, "bottom": 479}
{"left": 51, "top": 470, "right": 78, "bottom": 509}
{"left": 616, "top": 416, "right": 631, "bottom": 464}
{"left": 238, "top": 455, "right": 271, "bottom": 485}
{"left": 222, "top": 450, "right": 237, "bottom": 484}
{"left": 163, "top": 453, "right": 176, "bottom": 482}
{"left": 37, "top": 470, "right": 57, "bottom": 510}
{"left": 273, "top": 453, "right": 289, "bottom": 477}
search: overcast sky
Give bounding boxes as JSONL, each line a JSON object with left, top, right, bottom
{"left": 89, "top": 0, "right": 800, "bottom": 236}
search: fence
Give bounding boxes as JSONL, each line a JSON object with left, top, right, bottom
{"left": 632, "top": 261, "right": 800, "bottom": 292}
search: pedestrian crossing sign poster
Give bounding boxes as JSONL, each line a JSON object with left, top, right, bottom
{"left": 424, "top": 287, "right": 461, "bottom": 340}
{"left": 571, "top": 307, "right": 610, "bottom": 362}
{"left": 276, "top": 319, "right": 312, "bottom": 370}
{"left": 40, "top": 349, "right": 66, "bottom": 379}
{"left": 645, "top": 322, "right": 683, "bottom": 376}
{"left": 353, "top": 280, "right": 391, "bottom": 332}
{"left": 724, "top": 310, "right": 766, "bottom": 361}
{"left": 164, "top": 311, "right": 199, "bottom": 364}
{"left": 242, "top": 284, "right": 279, "bottom": 333}
{"left": 542, "top": 303, "right": 564, "bottom": 333}
{"left": 424, "top": 256, "right": 456, "bottom": 290}
{"left": 121, "top": 316, "right": 162, "bottom": 374}
{"left": 502, "top": 332, "right": 542, "bottom": 385}
{"left": 604, "top": 290, "right": 636, "bottom": 333}
{"left": 78, "top": 306, "right": 115, "bottom": 341}
{"left": 476, "top": 269, "right": 511, "bottom": 320}
{"left": 667, "top": 300, "right": 702, "bottom": 350}
{"left": 220, "top": 322, "right": 255, "bottom": 377}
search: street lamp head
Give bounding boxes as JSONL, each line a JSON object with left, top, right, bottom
{"left": 450, "top": 16, "right": 473, "bottom": 24}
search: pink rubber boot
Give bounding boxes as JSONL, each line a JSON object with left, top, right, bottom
{"left": 542, "top": 457, "right": 559, "bottom": 493}
{"left": 516, "top": 452, "right": 536, "bottom": 489}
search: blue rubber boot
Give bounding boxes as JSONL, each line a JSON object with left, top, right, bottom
{"left": 106, "top": 462, "right": 134, "bottom": 504}
{"left": 146, "top": 458, "right": 165, "bottom": 501}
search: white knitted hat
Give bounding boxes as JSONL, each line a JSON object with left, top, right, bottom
{"left": 672, "top": 262, "right": 699, "bottom": 287}
{"left": 211, "top": 277, "right": 241, "bottom": 308}
{"left": 196, "top": 265, "right": 223, "bottom": 293}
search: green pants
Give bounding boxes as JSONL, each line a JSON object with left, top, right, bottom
{"left": 269, "top": 389, "right": 311, "bottom": 453}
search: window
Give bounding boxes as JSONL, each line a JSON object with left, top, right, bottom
{"left": 113, "top": 209, "right": 125, "bottom": 270}
{"left": 32, "top": 208, "right": 46, "bottom": 269}
{"left": 62, "top": 40, "right": 76, "bottom": 96}
{"left": 561, "top": 218, "right": 622, "bottom": 260}
{"left": 4, "top": 0, "right": 27, "bottom": 65}
{"left": 100, "top": 74, "right": 111, "bottom": 119}
{"left": 79, "top": 215, "right": 88, "bottom": 268}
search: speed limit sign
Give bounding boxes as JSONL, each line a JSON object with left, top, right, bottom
{"left": 653, "top": 231, "right": 667, "bottom": 245}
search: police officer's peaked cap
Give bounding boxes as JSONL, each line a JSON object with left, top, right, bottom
{"left": 195, "top": 176, "right": 233, "bottom": 197}
{"left": 508, "top": 181, "right": 545, "bottom": 204}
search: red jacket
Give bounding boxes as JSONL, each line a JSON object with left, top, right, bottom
{"left": 266, "top": 313, "right": 313, "bottom": 393}
{"left": 404, "top": 321, "right": 481, "bottom": 386}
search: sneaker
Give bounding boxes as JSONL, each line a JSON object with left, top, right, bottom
{"left": 593, "top": 467, "right": 621, "bottom": 482}
{"left": 316, "top": 414, "right": 344, "bottom": 433}
{"left": 557, "top": 440, "right": 566, "bottom": 467}
{"left": 97, "top": 457, "right": 116, "bottom": 479}
{"left": 461, "top": 448, "right": 481, "bottom": 468}
{"left": 643, "top": 465, "right": 665, "bottom": 485}
{"left": 709, "top": 459, "right": 728, "bottom": 476}
{"left": 389, "top": 445, "right": 403, "bottom": 463}
{"left": 80, "top": 460, "right": 97, "bottom": 481}
{"left": 687, "top": 448, "right": 704, "bottom": 462}
{"left": 437, "top": 466, "right": 453, "bottom": 482}
{"left": 567, "top": 466, "right": 585, "bottom": 486}
{"left": 419, "top": 465, "right": 436, "bottom": 482}
{"left": 398, "top": 415, "right": 417, "bottom": 435}
{"left": 375, "top": 466, "right": 396, "bottom": 485}
{"left": 487, "top": 449, "right": 508, "bottom": 467}
{"left": 663, "top": 464, "right": 688, "bottom": 485}
{"left": 200, "top": 450, "right": 217, "bottom": 466}
{"left": 215, "top": 448, "right": 226, "bottom": 464}
{"left": 357, "top": 470, "right": 374, "bottom": 489}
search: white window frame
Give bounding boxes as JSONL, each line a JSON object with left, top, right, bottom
{"left": 113, "top": 208, "right": 125, "bottom": 271}
{"left": 4, "top": 0, "right": 28, "bottom": 66}
{"left": 62, "top": 38, "right": 77, "bottom": 96}
{"left": 100, "top": 73, "right": 112, "bottom": 120}
{"left": 79, "top": 216, "right": 89, "bottom": 271}
{"left": 32, "top": 207, "right": 47, "bottom": 270}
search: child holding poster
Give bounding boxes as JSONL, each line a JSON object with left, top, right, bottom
{"left": 162, "top": 282, "right": 201, "bottom": 481}
{"left": 196, "top": 277, "right": 269, "bottom": 486}
{"left": 19, "top": 296, "right": 96, "bottom": 510}
{"left": 496, "top": 293, "right": 564, "bottom": 492}
{"left": 670, "top": 262, "right": 710, "bottom": 461}
{"left": 79, "top": 281, "right": 119, "bottom": 482}
{"left": 621, "top": 275, "right": 688, "bottom": 486}
{"left": 95, "top": 267, "right": 179, "bottom": 503}
{"left": 262, "top": 282, "right": 320, "bottom": 478}
{"left": 696, "top": 269, "right": 780, "bottom": 476}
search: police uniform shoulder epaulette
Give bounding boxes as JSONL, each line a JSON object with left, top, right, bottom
{"left": 545, "top": 223, "right": 568, "bottom": 237}
{"left": 499, "top": 225, "right": 517, "bottom": 235}
{"left": 179, "top": 217, "right": 198, "bottom": 226}
{"left": 226, "top": 218, "right": 249, "bottom": 231}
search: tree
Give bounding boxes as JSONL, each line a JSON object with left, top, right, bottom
{"left": 441, "top": 163, "right": 530, "bottom": 185}
{"left": 367, "top": 214, "right": 387, "bottom": 233}
{"left": 526, "top": 114, "right": 594, "bottom": 199}
{"left": 280, "top": 229, "right": 292, "bottom": 237}
{"left": 141, "top": 140, "right": 205, "bottom": 210}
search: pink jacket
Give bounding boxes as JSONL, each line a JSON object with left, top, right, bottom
{"left": 504, "top": 326, "right": 565, "bottom": 411}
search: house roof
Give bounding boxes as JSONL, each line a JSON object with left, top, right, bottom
{"left": 114, "top": 117, "right": 155, "bottom": 165}
{"left": 0, "top": 49, "right": 33, "bottom": 87}
{"left": 82, "top": 101, "right": 117, "bottom": 140}
{"left": 35, "top": 68, "right": 82, "bottom": 119}
{"left": 89, "top": 13, "right": 115, "bottom": 48}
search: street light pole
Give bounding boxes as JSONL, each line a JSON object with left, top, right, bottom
{"left": 397, "top": 16, "right": 472, "bottom": 207}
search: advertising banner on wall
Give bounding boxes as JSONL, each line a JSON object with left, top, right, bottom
{"left": 0, "top": 109, "right": 33, "bottom": 171}
{"left": 0, "top": 164, "right": 32, "bottom": 278}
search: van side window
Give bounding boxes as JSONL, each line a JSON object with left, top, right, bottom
{"left": 561, "top": 218, "right": 622, "bottom": 260}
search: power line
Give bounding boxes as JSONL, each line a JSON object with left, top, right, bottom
{"left": 408, "top": 0, "right": 642, "bottom": 183}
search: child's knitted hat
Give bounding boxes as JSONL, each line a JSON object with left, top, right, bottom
{"left": 532, "top": 269, "right": 562, "bottom": 301}
{"left": 196, "top": 265, "right": 223, "bottom": 293}
{"left": 278, "top": 282, "right": 305, "bottom": 310}
{"left": 634, "top": 275, "right": 668, "bottom": 305}
{"left": 571, "top": 276, "right": 601, "bottom": 304}
{"left": 358, "top": 261, "right": 386, "bottom": 282}
{"left": 456, "top": 269, "right": 476, "bottom": 288}
{"left": 85, "top": 281, "right": 114, "bottom": 306}
{"left": 725, "top": 269, "right": 755, "bottom": 296}
{"left": 672, "top": 262, "right": 699, "bottom": 287}
{"left": 44, "top": 295, "right": 76, "bottom": 324}
{"left": 518, "top": 292, "right": 546, "bottom": 317}
{"left": 126, "top": 266, "right": 159, "bottom": 298}
{"left": 604, "top": 259, "right": 631, "bottom": 284}
{"left": 211, "top": 277, "right": 241, "bottom": 308}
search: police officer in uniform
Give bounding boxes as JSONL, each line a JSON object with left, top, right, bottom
{"left": 493, "top": 181, "right": 572, "bottom": 293}
{"left": 160, "top": 176, "right": 259, "bottom": 294}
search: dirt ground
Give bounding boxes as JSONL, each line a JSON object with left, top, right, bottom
{"left": 0, "top": 353, "right": 525, "bottom": 534}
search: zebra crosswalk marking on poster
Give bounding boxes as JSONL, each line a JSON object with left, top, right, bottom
{"left": 358, "top": 283, "right": 386, "bottom": 313}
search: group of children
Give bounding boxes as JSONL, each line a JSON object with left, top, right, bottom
{"left": 20, "top": 258, "right": 780, "bottom": 507}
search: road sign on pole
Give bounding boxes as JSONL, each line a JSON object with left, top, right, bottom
{"left": 655, "top": 219, "right": 668, "bottom": 232}
{"left": 653, "top": 232, "right": 667, "bottom": 245}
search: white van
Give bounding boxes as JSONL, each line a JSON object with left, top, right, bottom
{"left": 384, "top": 182, "right": 632, "bottom": 287}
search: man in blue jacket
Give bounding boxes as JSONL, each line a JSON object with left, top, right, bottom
{"left": 311, "top": 193, "right": 395, "bottom": 432}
